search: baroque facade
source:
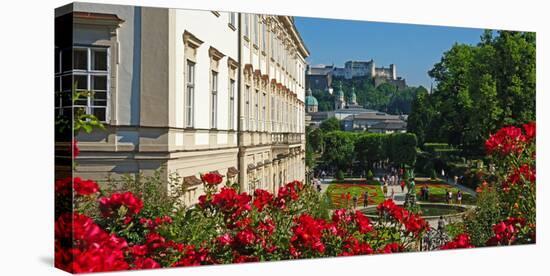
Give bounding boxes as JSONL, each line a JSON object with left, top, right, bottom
{"left": 238, "top": 14, "right": 308, "bottom": 194}
{"left": 55, "top": 3, "right": 308, "bottom": 204}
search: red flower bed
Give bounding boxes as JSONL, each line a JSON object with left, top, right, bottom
{"left": 55, "top": 172, "right": 429, "bottom": 273}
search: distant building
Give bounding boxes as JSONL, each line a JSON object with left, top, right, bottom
{"left": 306, "top": 59, "right": 407, "bottom": 93}
{"left": 305, "top": 88, "right": 318, "bottom": 113}
{"left": 305, "top": 81, "right": 407, "bottom": 132}
{"left": 368, "top": 120, "right": 407, "bottom": 134}
{"left": 342, "top": 113, "right": 407, "bottom": 133}
{"left": 306, "top": 65, "right": 334, "bottom": 94}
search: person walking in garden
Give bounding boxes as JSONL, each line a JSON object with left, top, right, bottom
{"left": 363, "top": 192, "right": 369, "bottom": 208}
{"left": 447, "top": 190, "right": 453, "bottom": 204}
{"left": 457, "top": 190, "right": 463, "bottom": 205}
{"left": 352, "top": 194, "right": 358, "bottom": 209}
{"left": 383, "top": 184, "right": 388, "bottom": 198}
{"left": 425, "top": 186, "right": 430, "bottom": 201}
{"left": 454, "top": 175, "right": 458, "bottom": 185}
{"left": 400, "top": 180, "right": 406, "bottom": 192}
{"left": 438, "top": 216, "right": 446, "bottom": 232}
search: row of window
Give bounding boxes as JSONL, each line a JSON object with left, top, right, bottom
{"left": 185, "top": 61, "right": 236, "bottom": 130}
{"left": 242, "top": 14, "right": 305, "bottom": 88}
{"left": 243, "top": 84, "right": 304, "bottom": 133}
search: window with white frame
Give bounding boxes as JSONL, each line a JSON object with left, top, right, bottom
{"left": 270, "top": 31, "right": 275, "bottom": 58}
{"left": 261, "top": 21, "right": 266, "bottom": 52}
{"left": 278, "top": 40, "right": 282, "bottom": 64}
{"left": 211, "top": 71, "right": 218, "bottom": 129}
{"left": 185, "top": 61, "right": 195, "bottom": 127}
{"left": 229, "top": 12, "right": 236, "bottom": 28}
{"left": 271, "top": 95, "right": 275, "bottom": 132}
{"left": 262, "top": 92, "right": 266, "bottom": 131}
{"left": 57, "top": 46, "right": 110, "bottom": 122}
{"left": 253, "top": 15, "right": 259, "bottom": 46}
{"left": 229, "top": 79, "right": 235, "bottom": 130}
{"left": 244, "top": 14, "right": 250, "bottom": 38}
{"left": 55, "top": 47, "right": 71, "bottom": 117}
{"left": 254, "top": 89, "right": 259, "bottom": 131}
{"left": 245, "top": 85, "right": 250, "bottom": 130}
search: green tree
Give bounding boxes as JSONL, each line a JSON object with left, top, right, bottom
{"left": 307, "top": 127, "right": 324, "bottom": 153}
{"left": 355, "top": 134, "right": 384, "bottom": 170}
{"left": 320, "top": 117, "right": 341, "bottom": 132}
{"left": 321, "top": 131, "right": 356, "bottom": 172}
{"left": 408, "top": 31, "right": 535, "bottom": 156}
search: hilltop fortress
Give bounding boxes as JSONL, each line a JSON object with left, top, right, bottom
{"left": 306, "top": 59, "right": 407, "bottom": 93}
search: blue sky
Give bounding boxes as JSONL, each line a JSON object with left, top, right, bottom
{"left": 294, "top": 17, "right": 485, "bottom": 88}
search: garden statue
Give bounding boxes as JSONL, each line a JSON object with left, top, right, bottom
{"left": 404, "top": 169, "right": 418, "bottom": 210}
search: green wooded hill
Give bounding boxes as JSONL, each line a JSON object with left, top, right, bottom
{"left": 312, "top": 77, "right": 428, "bottom": 115}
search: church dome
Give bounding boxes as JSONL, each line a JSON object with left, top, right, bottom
{"left": 305, "top": 88, "right": 318, "bottom": 106}
{"left": 305, "top": 95, "right": 318, "bottom": 106}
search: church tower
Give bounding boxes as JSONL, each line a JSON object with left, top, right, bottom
{"left": 334, "top": 82, "right": 345, "bottom": 110}
{"left": 349, "top": 86, "right": 357, "bottom": 105}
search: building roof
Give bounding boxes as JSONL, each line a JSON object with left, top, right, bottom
{"left": 305, "top": 95, "right": 318, "bottom": 106}
{"left": 369, "top": 120, "right": 407, "bottom": 130}
{"left": 348, "top": 112, "right": 402, "bottom": 121}
{"left": 308, "top": 66, "right": 333, "bottom": 75}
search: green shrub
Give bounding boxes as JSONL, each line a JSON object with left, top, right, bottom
{"left": 465, "top": 188, "right": 501, "bottom": 246}
{"left": 367, "top": 170, "right": 374, "bottom": 180}
{"left": 430, "top": 169, "right": 437, "bottom": 180}
{"left": 336, "top": 170, "right": 345, "bottom": 180}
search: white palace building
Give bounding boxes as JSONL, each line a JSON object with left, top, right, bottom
{"left": 55, "top": 2, "right": 309, "bottom": 204}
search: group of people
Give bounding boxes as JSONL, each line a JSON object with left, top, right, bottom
{"left": 419, "top": 186, "right": 430, "bottom": 201}
{"left": 445, "top": 189, "right": 463, "bottom": 205}
{"left": 341, "top": 191, "right": 369, "bottom": 209}
{"left": 380, "top": 166, "right": 407, "bottom": 199}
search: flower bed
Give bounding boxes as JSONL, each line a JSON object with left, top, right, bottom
{"left": 55, "top": 170, "right": 433, "bottom": 273}
{"left": 326, "top": 183, "right": 384, "bottom": 209}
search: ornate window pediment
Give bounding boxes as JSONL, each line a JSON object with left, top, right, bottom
{"left": 209, "top": 46, "right": 225, "bottom": 61}
{"left": 183, "top": 31, "right": 204, "bottom": 49}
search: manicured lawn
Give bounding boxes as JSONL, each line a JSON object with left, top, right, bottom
{"left": 415, "top": 181, "right": 476, "bottom": 205}
{"left": 326, "top": 182, "right": 384, "bottom": 209}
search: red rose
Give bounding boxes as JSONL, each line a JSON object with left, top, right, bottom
{"left": 485, "top": 125, "right": 527, "bottom": 156}
{"left": 253, "top": 189, "right": 273, "bottom": 211}
{"left": 99, "top": 192, "right": 143, "bottom": 218}
{"left": 235, "top": 228, "right": 256, "bottom": 246}
{"left": 201, "top": 172, "right": 223, "bottom": 186}
{"left": 133, "top": 258, "right": 161, "bottom": 269}
{"left": 440, "top": 233, "right": 473, "bottom": 249}
{"left": 216, "top": 233, "right": 233, "bottom": 246}
{"left": 73, "top": 177, "right": 100, "bottom": 196}
{"left": 523, "top": 121, "right": 536, "bottom": 140}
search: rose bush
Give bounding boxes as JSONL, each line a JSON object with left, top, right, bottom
{"left": 483, "top": 122, "right": 536, "bottom": 245}
{"left": 459, "top": 121, "right": 536, "bottom": 247}
{"left": 56, "top": 165, "right": 431, "bottom": 272}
